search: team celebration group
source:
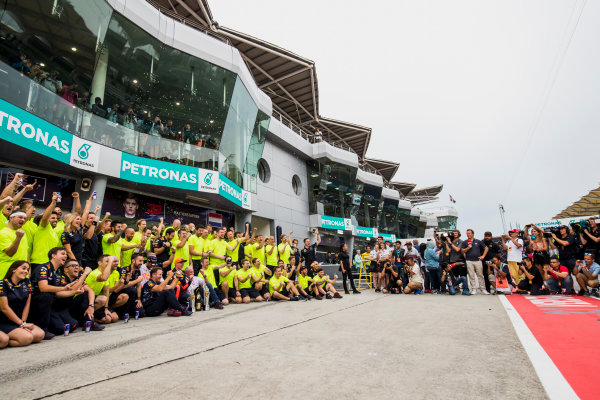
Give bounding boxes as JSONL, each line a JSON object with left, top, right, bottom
{"left": 0, "top": 175, "right": 347, "bottom": 349}
{"left": 1, "top": 173, "right": 599, "bottom": 349}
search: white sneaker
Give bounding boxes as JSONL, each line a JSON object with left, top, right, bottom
{"left": 481, "top": 290, "right": 490, "bottom": 295}
{"left": 470, "top": 289, "right": 477, "bottom": 295}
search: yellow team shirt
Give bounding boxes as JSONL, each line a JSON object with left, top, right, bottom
{"left": 121, "top": 238, "right": 138, "bottom": 268}
{"left": 200, "top": 266, "right": 217, "bottom": 287}
{"left": 102, "top": 233, "right": 122, "bottom": 259}
{"left": 226, "top": 239, "right": 240, "bottom": 262}
{"left": 297, "top": 274, "right": 311, "bottom": 289}
{"left": 0, "top": 227, "right": 29, "bottom": 279}
{"left": 220, "top": 265, "right": 237, "bottom": 286}
{"left": 31, "top": 223, "right": 58, "bottom": 265}
{"left": 107, "top": 269, "right": 120, "bottom": 289}
{"left": 313, "top": 275, "right": 327, "bottom": 287}
{"left": 277, "top": 243, "right": 291, "bottom": 265}
{"left": 250, "top": 243, "right": 266, "bottom": 265}
{"left": 265, "top": 244, "right": 278, "bottom": 266}
{"left": 188, "top": 235, "right": 204, "bottom": 261}
{"left": 236, "top": 268, "right": 253, "bottom": 290}
{"left": 171, "top": 238, "right": 190, "bottom": 269}
{"left": 22, "top": 220, "right": 37, "bottom": 254}
{"left": 209, "top": 238, "right": 227, "bottom": 266}
{"left": 269, "top": 275, "right": 286, "bottom": 295}
{"left": 85, "top": 269, "right": 108, "bottom": 295}
{"left": 54, "top": 220, "right": 65, "bottom": 245}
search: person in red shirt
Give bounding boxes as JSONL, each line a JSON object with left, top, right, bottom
{"left": 543, "top": 256, "right": 573, "bottom": 294}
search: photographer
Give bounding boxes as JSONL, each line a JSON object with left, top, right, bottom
{"left": 441, "top": 262, "right": 469, "bottom": 295}
{"left": 481, "top": 232, "right": 501, "bottom": 293}
{"left": 574, "top": 253, "right": 600, "bottom": 297}
{"left": 517, "top": 257, "right": 544, "bottom": 295}
{"left": 381, "top": 261, "right": 402, "bottom": 294}
{"left": 488, "top": 256, "right": 512, "bottom": 295}
{"left": 550, "top": 226, "right": 577, "bottom": 278}
{"left": 403, "top": 257, "right": 424, "bottom": 294}
{"left": 543, "top": 256, "right": 572, "bottom": 294}
{"left": 501, "top": 229, "right": 524, "bottom": 285}
{"left": 579, "top": 218, "right": 600, "bottom": 255}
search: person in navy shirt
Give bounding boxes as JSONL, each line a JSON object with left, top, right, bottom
{"left": 460, "top": 229, "right": 489, "bottom": 295}
{"left": 0, "top": 261, "right": 44, "bottom": 347}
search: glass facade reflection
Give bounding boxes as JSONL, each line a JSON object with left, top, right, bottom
{"left": 437, "top": 215, "right": 458, "bottom": 231}
{"left": 307, "top": 160, "right": 358, "bottom": 218}
{"left": 397, "top": 208, "right": 411, "bottom": 239}
{"left": 0, "top": 0, "right": 268, "bottom": 192}
{"left": 352, "top": 183, "right": 382, "bottom": 228}
{"left": 378, "top": 198, "right": 398, "bottom": 234}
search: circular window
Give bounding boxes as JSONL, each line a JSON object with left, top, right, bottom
{"left": 257, "top": 158, "right": 270, "bottom": 183}
{"left": 292, "top": 174, "right": 302, "bottom": 196}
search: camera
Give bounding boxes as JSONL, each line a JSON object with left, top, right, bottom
{"left": 147, "top": 254, "right": 159, "bottom": 268}
{"left": 571, "top": 220, "right": 589, "bottom": 235}
{"left": 226, "top": 256, "right": 232, "bottom": 265}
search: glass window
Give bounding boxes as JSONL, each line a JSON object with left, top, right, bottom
{"left": 307, "top": 160, "right": 358, "bottom": 218}
{"left": 292, "top": 174, "right": 302, "bottom": 196}
{"left": 257, "top": 158, "right": 270, "bottom": 183}
{"left": 0, "top": 0, "right": 269, "bottom": 192}
{"left": 378, "top": 198, "right": 398, "bottom": 233}
{"left": 354, "top": 183, "right": 382, "bottom": 228}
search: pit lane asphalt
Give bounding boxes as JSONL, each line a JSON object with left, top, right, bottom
{"left": 0, "top": 292, "right": 547, "bottom": 400}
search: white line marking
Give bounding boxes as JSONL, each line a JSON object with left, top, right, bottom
{"left": 498, "top": 295, "right": 579, "bottom": 400}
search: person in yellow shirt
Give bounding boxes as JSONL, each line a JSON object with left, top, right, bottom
{"left": 30, "top": 193, "right": 60, "bottom": 269}
{"left": 234, "top": 259, "right": 263, "bottom": 303}
{"left": 189, "top": 226, "right": 208, "bottom": 275}
{"left": 218, "top": 256, "right": 237, "bottom": 302}
{"left": 84, "top": 254, "right": 115, "bottom": 324}
{"left": 19, "top": 200, "right": 37, "bottom": 255}
{"left": 121, "top": 228, "right": 144, "bottom": 269}
{"left": 165, "top": 219, "right": 181, "bottom": 245}
{"left": 197, "top": 257, "right": 227, "bottom": 307}
{"left": 296, "top": 265, "right": 316, "bottom": 300}
{"left": 264, "top": 236, "right": 279, "bottom": 272}
{"left": 225, "top": 227, "right": 248, "bottom": 267}
{"left": 250, "top": 257, "right": 272, "bottom": 301}
{"left": 132, "top": 219, "right": 147, "bottom": 244}
{"left": 102, "top": 222, "right": 125, "bottom": 262}
{"left": 312, "top": 267, "right": 342, "bottom": 299}
{"left": 208, "top": 227, "right": 228, "bottom": 284}
{"left": 171, "top": 229, "right": 191, "bottom": 270}
{"left": 205, "top": 224, "right": 214, "bottom": 241}
{"left": 277, "top": 231, "right": 293, "bottom": 266}
{"left": 0, "top": 212, "right": 29, "bottom": 279}
{"left": 246, "top": 233, "right": 266, "bottom": 266}
{"left": 269, "top": 265, "right": 300, "bottom": 301}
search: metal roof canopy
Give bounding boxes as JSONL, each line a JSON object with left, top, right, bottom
{"left": 363, "top": 158, "right": 399, "bottom": 183}
{"left": 147, "top": 0, "right": 372, "bottom": 158}
{"left": 554, "top": 187, "right": 600, "bottom": 218}
{"left": 389, "top": 182, "right": 417, "bottom": 198}
{"left": 405, "top": 185, "right": 443, "bottom": 205}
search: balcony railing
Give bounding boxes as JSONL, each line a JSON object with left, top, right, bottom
{"left": 0, "top": 60, "right": 220, "bottom": 171}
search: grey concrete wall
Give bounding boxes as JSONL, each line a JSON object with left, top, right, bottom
{"left": 253, "top": 139, "right": 311, "bottom": 240}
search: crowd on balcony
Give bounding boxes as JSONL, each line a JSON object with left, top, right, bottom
{"left": 8, "top": 53, "right": 220, "bottom": 159}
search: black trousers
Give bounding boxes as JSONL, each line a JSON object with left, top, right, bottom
{"left": 518, "top": 279, "right": 543, "bottom": 295}
{"left": 482, "top": 261, "right": 491, "bottom": 292}
{"left": 144, "top": 290, "right": 182, "bottom": 317}
{"left": 31, "top": 292, "right": 54, "bottom": 332}
{"left": 192, "top": 259, "right": 202, "bottom": 276}
{"left": 342, "top": 269, "right": 357, "bottom": 293}
{"left": 49, "top": 292, "right": 91, "bottom": 333}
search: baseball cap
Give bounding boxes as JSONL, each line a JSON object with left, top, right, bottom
{"left": 174, "top": 257, "right": 186, "bottom": 264}
{"left": 508, "top": 229, "right": 519, "bottom": 234}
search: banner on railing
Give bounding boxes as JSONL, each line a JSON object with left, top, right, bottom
{"left": 0, "top": 98, "right": 250, "bottom": 209}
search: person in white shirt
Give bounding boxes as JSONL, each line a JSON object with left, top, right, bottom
{"left": 403, "top": 257, "right": 424, "bottom": 294}
{"left": 501, "top": 229, "right": 524, "bottom": 285}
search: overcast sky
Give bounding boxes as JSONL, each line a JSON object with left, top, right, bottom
{"left": 211, "top": 0, "right": 599, "bottom": 236}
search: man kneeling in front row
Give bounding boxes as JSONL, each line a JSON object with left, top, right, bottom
{"left": 141, "top": 267, "right": 192, "bottom": 317}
